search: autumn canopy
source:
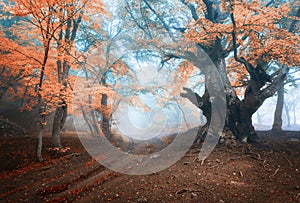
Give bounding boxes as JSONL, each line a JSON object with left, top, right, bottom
{"left": 0, "top": 0, "right": 299, "bottom": 160}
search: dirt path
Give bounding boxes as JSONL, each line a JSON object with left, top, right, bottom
{"left": 0, "top": 131, "right": 300, "bottom": 202}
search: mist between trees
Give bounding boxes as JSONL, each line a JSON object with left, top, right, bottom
{"left": 0, "top": 0, "right": 299, "bottom": 161}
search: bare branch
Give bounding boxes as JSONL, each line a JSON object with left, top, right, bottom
{"left": 142, "top": 0, "right": 175, "bottom": 40}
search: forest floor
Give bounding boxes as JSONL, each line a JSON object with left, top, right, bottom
{"left": 0, "top": 130, "right": 300, "bottom": 203}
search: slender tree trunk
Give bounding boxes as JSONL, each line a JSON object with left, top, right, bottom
{"left": 37, "top": 106, "right": 46, "bottom": 162}
{"left": 293, "top": 105, "right": 297, "bottom": 125}
{"left": 91, "top": 109, "right": 101, "bottom": 135}
{"left": 284, "top": 103, "right": 290, "bottom": 127}
{"left": 36, "top": 38, "right": 51, "bottom": 162}
{"left": 37, "top": 125, "right": 44, "bottom": 162}
{"left": 101, "top": 75, "right": 111, "bottom": 138}
{"left": 81, "top": 106, "right": 98, "bottom": 136}
{"left": 272, "top": 85, "right": 284, "bottom": 131}
{"left": 101, "top": 93, "right": 110, "bottom": 136}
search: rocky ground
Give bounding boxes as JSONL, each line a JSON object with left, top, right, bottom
{"left": 0, "top": 130, "right": 299, "bottom": 202}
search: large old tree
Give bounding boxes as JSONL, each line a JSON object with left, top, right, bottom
{"left": 1, "top": 0, "right": 299, "bottom": 163}
{"left": 122, "top": 0, "right": 300, "bottom": 142}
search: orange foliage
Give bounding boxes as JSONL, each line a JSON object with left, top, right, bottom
{"left": 0, "top": 33, "right": 41, "bottom": 107}
{"left": 171, "top": 61, "right": 197, "bottom": 96}
{"left": 186, "top": 0, "right": 299, "bottom": 64}
{"left": 186, "top": 0, "right": 299, "bottom": 95}
{"left": 0, "top": 0, "right": 106, "bottom": 115}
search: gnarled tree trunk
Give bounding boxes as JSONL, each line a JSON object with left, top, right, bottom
{"left": 181, "top": 43, "right": 287, "bottom": 143}
{"left": 182, "top": 86, "right": 259, "bottom": 143}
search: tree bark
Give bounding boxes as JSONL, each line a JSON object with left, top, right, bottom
{"left": 272, "top": 85, "right": 284, "bottom": 131}
{"left": 226, "top": 100, "right": 258, "bottom": 142}
{"left": 100, "top": 74, "right": 111, "bottom": 138}
{"left": 36, "top": 37, "right": 51, "bottom": 162}
{"left": 51, "top": 15, "right": 81, "bottom": 147}
{"left": 181, "top": 50, "right": 287, "bottom": 143}
{"left": 37, "top": 124, "right": 44, "bottom": 162}
{"left": 51, "top": 105, "right": 67, "bottom": 148}
{"left": 181, "top": 88, "right": 260, "bottom": 143}
{"left": 37, "top": 103, "right": 47, "bottom": 162}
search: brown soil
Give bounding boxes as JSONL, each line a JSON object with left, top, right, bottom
{"left": 0, "top": 131, "right": 300, "bottom": 203}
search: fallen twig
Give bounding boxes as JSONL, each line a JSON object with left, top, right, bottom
{"left": 207, "top": 156, "right": 242, "bottom": 169}
{"left": 261, "top": 159, "right": 273, "bottom": 172}
{"left": 285, "top": 157, "right": 293, "bottom": 166}
{"left": 269, "top": 168, "right": 280, "bottom": 178}
{"left": 244, "top": 152, "right": 263, "bottom": 161}
{"left": 183, "top": 157, "right": 198, "bottom": 165}
{"left": 239, "top": 171, "right": 243, "bottom": 177}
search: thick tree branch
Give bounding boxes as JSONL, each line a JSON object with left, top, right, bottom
{"left": 260, "top": 67, "right": 289, "bottom": 100}
{"left": 202, "top": 0, "right": 215, "bottom": 22}
{"left": 180, "top": 87, "right": 211, "bottom": 120}
{"left": 180, "top": 0, "right": 199, "bottom": 21}
{"left": 180, "top": 87, "right": 203, "bottom": 108}
{"left": 230, "top": 6, "right": 271, "bottom": 85}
